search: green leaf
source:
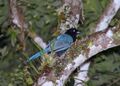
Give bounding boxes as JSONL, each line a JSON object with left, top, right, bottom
{"left": 26, "top": 77, "right": 34, "bottom": 85}
{"left": 0, "top": 46, "right": 8, "bottom": 57}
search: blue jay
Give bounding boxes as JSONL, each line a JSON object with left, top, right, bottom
{"left": 28, "top": 28, "right": 80, "bottom": 62}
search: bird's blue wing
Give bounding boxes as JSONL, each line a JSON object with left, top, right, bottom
{"left": 28, "top": 34, "right": 73, "bottom": 62}
{"left": 45, "top": 34, "right": 73, "bottom": 53}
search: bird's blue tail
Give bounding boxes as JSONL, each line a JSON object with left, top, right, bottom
{"left": 27, "top": 50, "right": 45, "bottom": 62}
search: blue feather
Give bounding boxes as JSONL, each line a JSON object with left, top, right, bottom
{"left": 27, "top": 28, "right": 79, "bottom": 62}
{"left": 27, "top": 50, "right": 46, "bottom": 62}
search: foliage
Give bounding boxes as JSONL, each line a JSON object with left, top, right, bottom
{"left": 87, "top": 47, "right": 120, "bottom": 86}
{"left": 0, "top": 0, "right": 59, "bottom": 85}
{"left": 79, "top": 0, "right": 109, "bottom": 35}
{"left": 0, "top": 0, "right": 120, "bottom": 86}
{"left": 18, "top": 0, "right": 60, "bottom": 41}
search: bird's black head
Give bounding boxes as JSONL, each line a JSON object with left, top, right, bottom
{"left": 65, "top": 28, "right": 80, "bottom": 42}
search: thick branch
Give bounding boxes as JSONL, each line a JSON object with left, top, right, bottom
{"left": 55, "top": 26, "right": 120, "bottom": 86}
{"left": 74, "top": 0, "right": 120, "bottom": 85}
{"left": 95, "top": 0, "right": 120, "bottom": 32}
{"left": 36, "top": 0, "right": 120, "bottom": 86}
{"left": 74, "top": 62, "right": 90, "bottom": 86}
{"left": 58, "top": 0, "right": 84, "bottom": 33}
{"left": 36, "top": 25, "right": 120, "bottom": 86}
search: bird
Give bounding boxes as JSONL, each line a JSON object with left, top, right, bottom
{"left": 27, "top": 28, "right": 80, "bottom": 62}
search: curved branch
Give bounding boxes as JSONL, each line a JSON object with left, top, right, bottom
{"left": 55, "top": 26, "right": 120, "bottom": 86}
{"left": 74, "top": 0, "right": 120, "bottom": 85}
{"left": 36, "top": 0, "right": 120, "bottom": 86}
{"left": 36, "top": 25, "right": 120, "bottom": 86}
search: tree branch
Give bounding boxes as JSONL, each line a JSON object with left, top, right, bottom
{"left": 36, "top": 24, "right": 120, "bottom": 86}
{"left": 55, "top": 25, "right": 120, "bottom": 86}
{"left": 95, "top": 0, "right": 120, "bottom": 32}
{"left": 58, "top": 0, "right": 84, "bottom": 33}
{"left": 74, "top": 0, "right": 120, "bottom": 85}
{"left": 8, "top": 0, "right": 47, "bottom": 49}
{"left": 36, "top": 0, "right": 120, "bottom": 86}
{"left": 9, "top": 0, "right": 27, "bottom": 50}
{"left": 34, "top": 36, "right": 47, "bottom": 49}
